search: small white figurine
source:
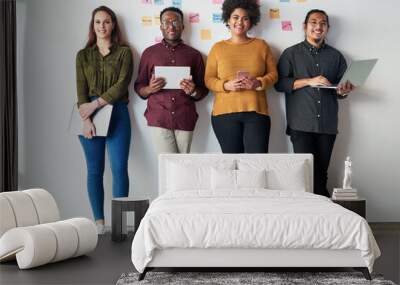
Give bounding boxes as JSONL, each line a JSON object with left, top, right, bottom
{"left": 342, "top": 156, "right": 352, "bottom": 189}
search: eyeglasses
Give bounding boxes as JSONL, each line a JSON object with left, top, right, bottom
{"left": 307, "top": 21, "right": 328, "bottom": 27}
{"left": 161, "top": 20, "right": 181, "bottom": 29}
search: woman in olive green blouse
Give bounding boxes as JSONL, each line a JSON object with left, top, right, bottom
{"left": 76, "top": 6, "right": 133, "bottom": 234}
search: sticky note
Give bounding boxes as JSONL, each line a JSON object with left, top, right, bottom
{"left": 189, "top": 13, "right": 200, "bottom": 23}
{"left": 155, "top": 36, "right": 163, "bottom": 43}
{"left": 296, "top": 0, "right": 306, "bottom": 2}
{"left": 200, "top": 29, "right": 212, "bottom": 40}
{"left": 280, "top": 0, "right": 290, "bottom": 2}
{"left": 281, "top": 21, "right": 293, "bottom": 31}
{"left": 212, "top": 0, "right": 223, "bottom": 4}
{"left": 154, "top": 15, "right": 161, "bottom": 25}
{"left": 269, "top": 8, "right": 280, "bottom": 19}
{"left": 141, "top": 16, "right": 153, "bottom": 26}
{"left": 154, "top": 0, "right": 164, "bottom": 4}
{"left": 212, "top": 13, "right": 222, "bottom": 23}
{"left": 141, "top": 0, "right": 152, "bottom": 4}
{"left": 172, "top": 0, "right": 182, "bottom": 8}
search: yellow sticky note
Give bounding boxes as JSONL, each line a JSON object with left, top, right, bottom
{"left": 154, "top": 15, "right": 161, "bottom": 25}
{"left": 269, "top": 8, "right": 280, "bottom": 19}
{"left": 200, "top": 29, "right": 212, "bottom": 40}
{"left": 141, "top": 16, "right": 152, "bottom": 26}
{"left": 296, "top": 0, "right": 306, "bottom": 2}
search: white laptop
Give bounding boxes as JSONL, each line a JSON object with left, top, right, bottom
{"left": 311, "top": 58, "right": 378, "bottom": 89}
{"left": 154, "top": 66, "right": 190, "bottom": 89}
{"left": 68, "top": 104, "right": 113, "bottom": 137}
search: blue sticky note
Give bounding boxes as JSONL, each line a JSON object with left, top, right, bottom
{"left": 154, "top": 0, "right": 164, "bottom": 4}
{"left": 172, "top": 0, "right": 182, "bottom": 8}
{"left": 280, "top": 0, "right": 290, "bottom": 2}
{"left": 212, "top": 13, "right": 222, "bottom": 23}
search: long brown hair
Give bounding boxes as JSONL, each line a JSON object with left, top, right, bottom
{"left": 85, "top": 6, "right": 127, "bottom": 48}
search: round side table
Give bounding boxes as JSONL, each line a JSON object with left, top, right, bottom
{"left": 111, "top": 197, "right": 149, "bottom": 242}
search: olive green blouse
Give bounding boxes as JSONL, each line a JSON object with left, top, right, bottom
{"left": 76, "top": 44, "right": 133, "bottom": 106}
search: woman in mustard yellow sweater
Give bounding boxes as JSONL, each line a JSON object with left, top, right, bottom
{"left": 205, "top": 0, "right": 278, "bottom": 153}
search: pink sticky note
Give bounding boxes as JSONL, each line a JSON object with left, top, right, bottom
{"left": 189, "top": 13, "right": 200, "bottom": 23}
{"left": 281, "top": 21, "right": 293, "bottom": 31}
{"left": 141, "top": 0, "right": 152, "bottom": 4}
{"left": 212, "top": 0, "right": 223, "bottom": 4}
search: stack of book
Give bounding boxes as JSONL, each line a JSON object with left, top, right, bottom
{"left": 332, "top": 188, "right": 358, "bottom": 200}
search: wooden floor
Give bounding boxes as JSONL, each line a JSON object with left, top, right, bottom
{"left": 0, "top": 224, "right": 399, "bottom": 285}
{"left": 0, "top": 232, "right": 134, "bottom": 285}
{"left": 370, "top": 223, "right": 400, "bottom": 284}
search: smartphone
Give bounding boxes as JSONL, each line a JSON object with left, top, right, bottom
{"left": 237, "top": 70, "right": 250, "bottom": 80}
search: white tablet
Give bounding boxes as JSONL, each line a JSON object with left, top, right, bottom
{"left": 154, "top": 66, "right": 191, "bottom": 89}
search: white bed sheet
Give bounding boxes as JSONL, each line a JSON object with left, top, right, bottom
{"left": 131, "top": 190, "right": 380, "bottom": 273}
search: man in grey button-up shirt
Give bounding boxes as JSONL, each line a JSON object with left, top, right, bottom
{"left": 275, "top": 9, "right": 354, "bottom": 197}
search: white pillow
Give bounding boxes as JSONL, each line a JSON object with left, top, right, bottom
{"left": 211, "top": 168, "right": 236, "bottom": 190}
{"left": 237, "top": 159, "right": 309, "bottom": 191}
{"left": 166, "top": 159, "right": 235, "bottom": 191}
{"left": 211, "top": 168, "right": 267, "bottom": 190}
{"left": 267, "top": 163, "right": 306, "bottom": 191}
{"left": 237, "top": 169, "right": 267, "bottom": 189}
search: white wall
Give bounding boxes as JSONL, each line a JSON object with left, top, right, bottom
{"left": 16, "top": 0, "right": 400, "bottom": 222}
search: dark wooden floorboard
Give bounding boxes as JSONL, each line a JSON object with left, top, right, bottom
{"left": 1, "top": 224, "right": 399, "bottom": 284}
{"left": 0, "top": 232, "right": 134, "bottom": 285}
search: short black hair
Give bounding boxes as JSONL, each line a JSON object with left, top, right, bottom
{"left": 160, "top": 7, "right": 184, "bottom": 22}
{"left": 304, "top": 9, "right": 330, "bottom": 27}
{"left": 222, "top": 0, "right": 260, "bottom": 28}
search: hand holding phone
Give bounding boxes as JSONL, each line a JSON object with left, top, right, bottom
{"left": 237, "top": 70, "right": 250, "bottom": 80}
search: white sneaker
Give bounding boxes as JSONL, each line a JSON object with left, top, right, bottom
{"left": 96, "top": 223, "right": 105, "bottom": 235}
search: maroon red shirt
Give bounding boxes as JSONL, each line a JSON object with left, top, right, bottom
{"left": 134, "top": 40, "right": 208, "bottom": 131}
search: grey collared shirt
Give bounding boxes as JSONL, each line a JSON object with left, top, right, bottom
{"left": 275, "top": 40, "right": 347, "bottom": 135}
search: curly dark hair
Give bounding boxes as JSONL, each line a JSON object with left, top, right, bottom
{"left": 221, "top": 0, "right": 260, "bottom": 28}
{"left": 160, "top": 7, "right": 184, "bottom": 22}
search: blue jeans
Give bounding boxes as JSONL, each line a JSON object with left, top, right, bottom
{"left": 79, "top": 100, "right": 131, "bottom": 220}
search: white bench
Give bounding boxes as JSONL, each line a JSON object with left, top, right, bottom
{"left": 0, "top": 188, "right": 97, "bottom": 269}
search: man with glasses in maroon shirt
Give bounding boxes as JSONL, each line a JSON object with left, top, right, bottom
{"left": 135, "top": 7, "right": 208, "bottom": 153}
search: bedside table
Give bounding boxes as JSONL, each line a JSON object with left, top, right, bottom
{"left": 332, "top": 198, "right": 366, "bottom": 218}
{"left": 111, "top": 197, "right": 150, "bottom": 242}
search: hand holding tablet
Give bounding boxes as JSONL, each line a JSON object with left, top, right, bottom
{"left": 154, "top": 66, "right": 191, "bottom": 89}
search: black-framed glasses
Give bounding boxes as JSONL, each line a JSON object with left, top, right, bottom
{"left": 161, "top": 20, "right": 181, "bottom": 29}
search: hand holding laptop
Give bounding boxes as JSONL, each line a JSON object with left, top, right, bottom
{"left": 79, "top": 102, "right": 98, "bottom": 120}
{"left": 82, "top": 119, "right": 96, "bottom": 139}
{"left": 336, "top": 80, "right": 355, "bottom": 96}
{"left": 309, "top": 59, "right": 377, "bottom": 91}
{"left": 308, "top": 75, "right": 332, "bottom": 87}
{"left": 308, "top": 75, "right": 355, "bottom": 95}
{"left": 69, "top": 104, "right": 113, "bottom": 138}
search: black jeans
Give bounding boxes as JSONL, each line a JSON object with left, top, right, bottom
{"left": 211, "top": 112, "right": 271, "bottom": 153}
{"left": 289, "top": 130, "right": 336, "bottom": 197}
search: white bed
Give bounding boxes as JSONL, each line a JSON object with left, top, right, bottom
{"left": 131, "top": 154, "right": 380, "bottom": 280}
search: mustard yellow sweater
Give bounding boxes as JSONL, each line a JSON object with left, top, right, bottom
{"left": 205, "top": 38, "right": 278, "bottom": 116}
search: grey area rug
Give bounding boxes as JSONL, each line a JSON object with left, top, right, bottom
{"left": 117, "top": 272, "right": 396, "bottom": 285}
